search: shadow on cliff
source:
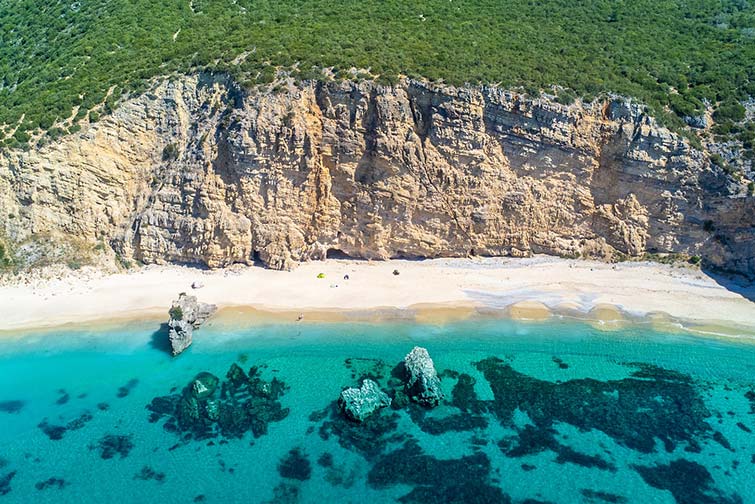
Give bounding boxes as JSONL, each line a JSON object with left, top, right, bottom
{"left": 701, "top": 267, "right": 755, "bottom": 304}
{"left": 150, "top": 323, "right": 173, "bottom": 355}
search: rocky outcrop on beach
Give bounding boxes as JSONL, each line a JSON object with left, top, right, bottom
{"left": 167, "top": 293, "right": 217, "bottom": 356}
{"left": 403, "top": 347, "right": 443, "bottom": 407}
{"left": 1, "top": 74, "right": 753, "bottom": 277}
{"left": 339, "top": 379, "right": 392, "bottom": 422}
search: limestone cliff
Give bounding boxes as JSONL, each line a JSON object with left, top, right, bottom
{"left": 1, "top": 74, "right": 753, "bottom": 277}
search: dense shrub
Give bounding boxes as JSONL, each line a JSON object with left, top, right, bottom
{"left": 0, "top": 0, "right": 754, "bottom": 147}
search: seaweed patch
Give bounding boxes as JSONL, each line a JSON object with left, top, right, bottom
{"left": 407, "top": 404, "right": 488, "bottom": 435}
{"left": 0, "top": 471, "right": 16, "bottom": 496}
{"left": 580, "top": 489, "right": 628, "bottom": 503}
{"left": 116, "top": 379, "right": 139, "bottom": 398}
{"left": 318, "top": 402, "right": 408, "bottom": 460}
{"left": 552, "top": 357, "right": 569, "bottom": 370}
{"left": 35, "top": 477, "right": 67, "bottom": 491}
{"left": 91, "top": 434, "right": 134, "bottom": 460}
{"left": 0, "top": 400, "right": 25, "bottom": 414}
{"left": 134, "top": 466, "right": 165, "bottom": 483}
{"left": 477, "top": 358, "right": 712, "bottom": 453}
{"left": 278, "top": 448, "right": 311, "bottom": 481}
{"left": 55, "top": 390, "right": 70, "bottom": 405}
{"left": 344, "top": 358, "right": 390, "bottom": 383}
{"left": 38, "top": 411, "right": 94, "bottom": 440}
{"left": 368, "top": 439, "right": 509, "bottom": 503}
{"left": 633, "top": 459, "right": 741, "bottom": 504}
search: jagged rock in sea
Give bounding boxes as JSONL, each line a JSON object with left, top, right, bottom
{"left": 148, "top": 364, "right": 289, "bottom": 440}
{"left": 338, "top": 379, "right": 392, "bottom": 422}
{"left": 167, "top": 293, "right": 217, "bottom": 356}
{"left": 1, "top": 75, "right": 753, "bottom": 278}
{"left": 403, "top": 347, "right": 443, "bottom": 407}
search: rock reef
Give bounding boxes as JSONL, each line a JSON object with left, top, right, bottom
{"left": 147, "top": 363, "right": 289, "bottom": 440}
{"left": 338, "top": 379, "right": 392, "bottom": 422}
{"left": 167, "top": 293, "right": 217, "bottom": 355}
{"left": 403, "top": 347, "right": 443, "bottom": 407}
{"left": 1, "top": 75, "right": 752, "bottom": 278}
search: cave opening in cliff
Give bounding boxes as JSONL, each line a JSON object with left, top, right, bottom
{"left": 326, "top": 248, "right": 353, "bottom": 260}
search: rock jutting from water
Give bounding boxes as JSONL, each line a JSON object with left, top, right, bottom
{"left": 167, "top": 293, "right": 217, "bottom": 356}
{"left": 403, "top": 347, "right": 443, "bottom": 407}
{"left": 147, "top": 363, "right": 289, "bottom": 440}
{"left": 338, "top": 379, "right": 392, "bottom": 422}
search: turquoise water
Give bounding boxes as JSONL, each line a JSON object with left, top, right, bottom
{"left": 0, "top": 318, "right": 754, "bottom": 503}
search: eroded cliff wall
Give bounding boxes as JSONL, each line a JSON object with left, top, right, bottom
{"left": 1, "top": 74, "right": 753, "bottom": 276}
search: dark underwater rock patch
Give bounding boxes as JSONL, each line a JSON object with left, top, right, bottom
{"left": 745, "top": 390, "right": 755, "bottom": 413}
{"left": 66, "top": 411, "right": 94, "bottom": 431}
{"left": 117, "top": 378, "right": 139, "bottom": 398}
{"left": 318, "top": 402, "right": 407, "bottom": 460}
{"left": 55, "top": 390, "right": 70, "bottom": 405}
{"left": 450, "top": 373, "right": 486, "bottom": 414}
{"left": 38, "top": 410, "right": 94, "bottom": 440}
{"left": 407, "top": 404, "right": 488, "bottom": 435}
{"left": 38, "top": 420, "right": 67, "bottom": 441}
{"left": 35, "top": 477, "right": 67, "bottom": 491}
{"left": 736, "top": 422, "right": 751, "bottom": 433}
{"left": 147, "top": 363, "right": 289, "bottom": 441}
{"left": 278, "top": 448, "right": 311, "bottom": 481}
{"left": 317, "top": 452, "right": 333, "bottom": 467}
{"left": 0, "top": 457, "right": 6, "bottom": 469}
{"left": 368, "top": 439, "right": 509, "bottom": 503}
{"left": 633, "top": 459, "right": 742, "bottom": 504}
{"left": 92, "top": 434, "right": 134, "bottom": 460}
{"left": 712, "top": 431, "right": 735, "bottom": 451}
{"left": 580, "top": 489, "right": 628, "bottom": 503}
{"left": 552, "top": 357, "right": 569, "bottom": 369}
{"left": 499, "top": 425, "right": 559, "bottom": 457}
{"left": 0, "top": 400, "right": 25, "bottom": 414}
{"left": 476, "top": 358, "right": 712, "bottom": 453}
{"left": 498, "top": 424, "right": 615, "bottom": 471}
{"left": 555, "top": 446, "right": 616, "bottom": 471}
{"left": 0, "top": 471, "right": 16, "bottom": 496}
{"left": 134, "top": 466, "right": 165, "bottom": 483}
{"left": 264, "top": 482, "right": 300, "bottom": 504}
{"left": 344, "top": 357, "right": 390, "bottom": 383}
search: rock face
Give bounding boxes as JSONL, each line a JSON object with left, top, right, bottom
{"left": 403, "top": 347, "right": 443, "bottom": 407}
{"left": 1, "top": 74, "right": 753, "bottom": 277}
{"left": 339, "top": 379, "right": 392, "bottom": 422}
{"left": 167, "top": 293, "right": 217, "bottom": 355}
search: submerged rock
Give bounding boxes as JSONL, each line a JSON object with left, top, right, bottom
{"left": 0, "top": 471, "right": 16, "bottom": 496}
{"left": 403, "top": 347, "right": 443, "bottom": 407}
{"left": 35, "top": 477, "right": 67, "bottom": 491}
{"left": 93, "top": 434, "right": 134, "bottom": 460}
{"left": 168, "top": 293, "right": 217, "bottom": 356}
{"left": 278, "top": 448, "right": 312, "bottom": 481}
{"left": 0, "top": 400, "right": 25, "bottom": 414}
{"left": 633, "top": 459, "right": 741, "bottom": 504}
{"left": 339, "top": 379, "right": 392, "bottom": 422}
{"left": 147, "top": 363, "right": 289, "bottom": 440}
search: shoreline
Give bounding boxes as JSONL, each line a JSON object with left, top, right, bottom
{"left": 1, "top": 256, "right": 754, "bottom": 339}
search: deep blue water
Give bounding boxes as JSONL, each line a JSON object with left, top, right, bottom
{"left": 0, "top": 318, "right": 754, "bottom": 503}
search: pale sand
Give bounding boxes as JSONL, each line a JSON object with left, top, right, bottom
{"left": 1, "top": 256, "right": 754, "bottom": 337}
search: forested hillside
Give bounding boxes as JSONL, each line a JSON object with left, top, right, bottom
{"left": 1, "top": 0, "right": 754, "bottom": 149}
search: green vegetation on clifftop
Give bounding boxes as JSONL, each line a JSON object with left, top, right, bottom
{"left": 1, "top": 0, "right": 755, "bottom": 147}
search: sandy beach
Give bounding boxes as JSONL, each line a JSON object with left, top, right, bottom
{"left": 1, "top": 256, "right": 754, "bottom": 337}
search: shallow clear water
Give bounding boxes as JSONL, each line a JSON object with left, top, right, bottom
{"left": 1, "top": 318, "right": 754, "bottom": 503}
